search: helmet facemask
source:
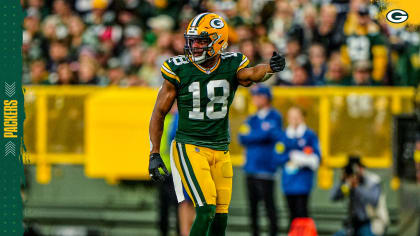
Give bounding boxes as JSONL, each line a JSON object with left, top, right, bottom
{"left": 184, "top": 32, "right": 219, "bottom": 64}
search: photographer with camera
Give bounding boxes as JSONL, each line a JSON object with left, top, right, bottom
{"left": 331, "top": 156, "right": 389, "bottom": 236}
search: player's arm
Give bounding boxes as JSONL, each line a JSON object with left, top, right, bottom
{"left": 237, "top": 52, "right": 285, "bottom": 86}
{"left": 148, "top": 80, "right": 177, "bottom": 181}
{"left": 149, "top": 80, "right": 177, "bottom": 153}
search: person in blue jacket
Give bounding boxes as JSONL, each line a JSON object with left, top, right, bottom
{"left": 238, "top": 85, "right": 283, "bottom": 236}
{"left": 273, "top": 106, "right": 321, "bottom": 227}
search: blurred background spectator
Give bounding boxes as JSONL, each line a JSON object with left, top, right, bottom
{"left": 273, "top": 106, "right": 321, "bottom": 227}
{"left": 351, "top": 60, "right": 373, "bottom": 86}
{"left": 308, "top": 43, "right": 327, "bottom": 85}
{"left": 20, "top": 0, "right": 419, "bottom": 88}
{"left": 238, "top": 85, "right": 283, "bottom": 236}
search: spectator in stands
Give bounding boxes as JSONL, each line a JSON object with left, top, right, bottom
{"left": 85, "top": 0, "right": 114, "bottom": 26}
{"left": 313, "top": 4, "right": 344, "bottom": 56}
{"left": 268, "top": 0, "right": 294, "bottom": 50}
{"left": 234, "top": 24, "right": 254, "bottom": 42}
{"left": 287, "top": 37, "right": 307, "bottom": 67}
{"left": 331, "top": 156, "right": 389, "bottom": 236}
{"left": 155, "top": 30, "right": 175, "bottom": 69}
{"left": 147, "top": 15, "right": 175, "bottom": 42}
{"left": 24, "top": 10, "right": 42, "bottom": 41}
{"left": 240, "top": 39, "right": 258, "bottom": 66}
{"left": 29, "top": 59, "right": 50, "bottom": 84}
{"left": 138, "top": 47, "right": 161, "bottom": 87}
{"left": 126, "top": 44, "right": 145, "bottom": 72}
{"left": 273, "top": 106, "right": 321, "bottom": 227}
{"left": 25, "top": 0, "right": 48, "bottom": 20}
{"left": 74, "top": 0, "right": 95, "bottom": 14}
{"left": 341, "top": 5, "right": 388, "bottom": 85}
{"left": 351, "top": 61, "right": 373, "bottom": 86}
{"left": 126, "top": 73, "right": 146, "bottom": 86}
{"left": 120, "top": 25, "right": 143, "bottom": 71}
{"left": 344, "top": 0, "right": 370, "bottom": 38}
{"left": 41, "top": 15, "right": 63, "bottom": 42}
{"left": 171, "top": 32, "right": 185, "bottom": 55}
{"left": 291, "top": 64, "right": 311, "bottom": 86}
{"left": 97, "top": 21, "right": 123, "bottom": 62}
{"left": 258, "top": 41, "right": 276, "bottom": 65}
{"left": 52, "top": 0, "right": 74, "bottom": 24}
{"left": 48, "top": 40, "right": 70, "bottom": 72}
{"left": 67, "top": 16, "right": 86, "bottom": 58}
{"left": 301, "top": 5, "right": 317, "bottom": 50}
{"left": 78, "top": 55, "right": 101, "bottom": 85}
{"left": 325, "top": 53, "right": 351, "bottom": 86}
{"left": 57, "top": 62, "right": 77, "bottom": 85}
{"left": 308, "top": 43, "right": 327, "bottom": 85}
{"left": 105, "top": 58, "right": 127, "bottom": 86}
{"left": 287, "top": 4, "right": 318, "bottom": 52}
{"left": 20, "top": 0, "right": 413, "bottom": 87}
{"left": 276, "top": 38, "right": 307, "bottom": 85}
{"left": 156, "top": 31, "right": 174, "bottom": 57}
{"left": 290, "top": 0, "right": 310, "bottom": 26}
{"left": 238, "top": 85, "right": 283, "bottom": 236}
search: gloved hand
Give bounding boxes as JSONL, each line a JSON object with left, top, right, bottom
{"left": 269, "top": 51, "right": 286, "bottom": 72}
{"left": 148, "top": 153, "right": 169, "bottom": 182}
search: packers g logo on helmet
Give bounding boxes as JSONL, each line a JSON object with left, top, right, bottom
{"left": 210, "top": 18, "right": 224, "bottom": 29}
{"left": 184, "top": 13, "right": 229, "bottom": 64}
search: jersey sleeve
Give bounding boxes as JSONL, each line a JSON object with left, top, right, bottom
{"left": 160, "top": 60, "right": 180, "bottom": 87}
{"left": 236, "top": 53, "right": 250, "bottom": 72}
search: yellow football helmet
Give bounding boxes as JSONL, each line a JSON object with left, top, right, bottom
{"left": 184, "top": 13, "right": 229, "bottom": 64}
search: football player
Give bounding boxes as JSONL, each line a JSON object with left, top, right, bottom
{"left": 149, "top": 12, "right": 285, "bottom": 236}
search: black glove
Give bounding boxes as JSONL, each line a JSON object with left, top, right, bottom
{"left": 148, "top": 153, "right": 169, "bottom": 182}
{"left": 269, "top": 51, "right": 286, "bottom": 72}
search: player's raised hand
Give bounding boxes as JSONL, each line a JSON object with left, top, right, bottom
{"left": 148, "top": 153, "right": 169, "bottom": 182}
{"left": 269, "top": 51, "right": 286, "bottom": 72}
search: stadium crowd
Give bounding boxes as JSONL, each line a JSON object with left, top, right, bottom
{"left": 22, "top": 0, "right": 419, "bottom": 87}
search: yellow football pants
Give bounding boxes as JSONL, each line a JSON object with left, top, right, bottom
{"left": 170, "top": 141, "right": 233, "bottom": 213}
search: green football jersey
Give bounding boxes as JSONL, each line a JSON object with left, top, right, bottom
{"left": 160, "top": 52, "right": 250, "bottom": 151}
{"left": 345, "top": 32, "right": 386, "bottom": 62}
